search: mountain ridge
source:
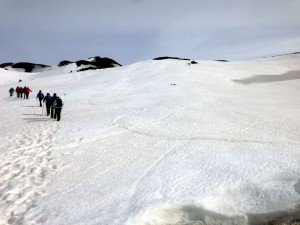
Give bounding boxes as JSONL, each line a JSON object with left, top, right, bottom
{"left": 0, "top": 56, "right": 122, "bottom": 73}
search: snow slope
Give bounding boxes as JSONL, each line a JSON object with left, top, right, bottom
{"left": 0, "top": 54, "right": 300, "bottom": 225}
{"left": 0, "top": 68, "right": 35, "bottom": 87}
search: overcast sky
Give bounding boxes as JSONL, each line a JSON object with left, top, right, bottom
{"left": 0, "top": 0, "right": 299, "bottom": 65}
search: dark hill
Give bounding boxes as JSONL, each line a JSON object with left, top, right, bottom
{"left": 12, "top": 62, "right": 50, "bottom": 72}
{"left": 153, "top": 56, "right": 198, "bottom": 65}
{"left": 215, "top": 60, "right": 228, "bottom": 62}
{"left": 74, "top": 56, "right": 122, "bottom": 71}
{"left": 0, "top": 55, "right": 121, "bottom": 73}
{"left": 76, "top": 60, "right": 91, "bottom": 67}
{"left": 153, "top": 56, "right": 191, "bottom": 61}
{"left": 58, "top": 60, "right": 73, "bottom": 67}
{"left": 0, "top": 62, "right": 13, "bottom": 68}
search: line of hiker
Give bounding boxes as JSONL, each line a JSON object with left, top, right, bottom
{"left": 9, "top": 86, "right": 32, "bottom": 99}
{"left": 37, "top": 90, "right": 63, "bottom": 121}
{"left": 9, "top": 87, "right": 63, "bottom": 121}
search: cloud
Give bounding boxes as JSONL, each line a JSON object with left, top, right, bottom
{"left": 0, "top": 0, "right": 299, "bottom": 64}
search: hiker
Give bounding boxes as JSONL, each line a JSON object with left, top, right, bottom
{"left": 16, "top": 86, "right": 20, "bottom": 98}
{"left": 24, "top": 86, "right": 32, "bottom": 99}
{"left": 50, "top": 93, "right": 57, "bottom": 118}
{"left": 53, "top": 95, "right": 63, "bottom": 121}
{"left": 9, "top": 87, "right": 15, "bottom": 97}
{"left": 36, "top": 90, "right": 44, "bottom": 107}
{"left": 23, "top": 86, "right": 26, "bottom": 99}
{"left": 19, "top": 87, "right": 23, "bottom": 98}
{"left": 43, "top": 93, "right": 52, "bottom": 116}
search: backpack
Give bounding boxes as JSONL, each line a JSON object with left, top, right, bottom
{"left": 54, "top": 97, "right": 63, "bottom": 108}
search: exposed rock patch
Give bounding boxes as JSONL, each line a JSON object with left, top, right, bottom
{"left": 58, "top": 60, "right": 73, "bottom": 67}
{"left": 153, "top": 56, "right": 191, "bottom": 61}
{"left": 0, "top": 62, "right": 13, "bottom": 68}
{"left": 74, "top": 56, "right": 122, "bottom": 72}
{"left": 215, "top": 59, "right": 228, "bottom": 62}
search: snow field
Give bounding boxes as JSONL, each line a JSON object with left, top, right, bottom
{"left": 0, "top": 97, "right": 59, "bottom": 225}
{"left": 0, "top": 54, "right": 300, "bottom": 224}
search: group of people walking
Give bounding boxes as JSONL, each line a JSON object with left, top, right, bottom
{"left": 9, "top": 86, "right": 32, "bottom": 99}
{"left": 9, "top": 87, "right": 64, "bottom": 121}
{"left": 36, "top": 91, "right": 63, "bottom": 121}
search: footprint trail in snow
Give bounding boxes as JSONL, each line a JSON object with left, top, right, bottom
{"left": 0, "top": 114, "right": 59, "bottom": 225}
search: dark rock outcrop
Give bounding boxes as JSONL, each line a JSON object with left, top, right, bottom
{"left": 153, "top": 56, "right": 198, "bottom": 65}
{"left": 1, "top": 56, "right": 121, "bottom": 73}
{"left": 77, "top": 67, "right": 97, "bottom": 72}
{"left": 153, "top": 56, "right": 191, "bottom": 61}
{"left": 215, "top": 60, "right": 228, "bottom": 62}
{"left": 88, "top": 56, "right": 122, "bottom": 67}
{"left": 58, "top": 60, "right": 73, "bottom": 67}
{"left": 0, "top": 62, "right": 13, "bottom": 68}
{"left": 12, "top": 62, "right": 35, "bottom": 72}
{"left": 76, "top": 60, "right": 91, "bottom": 67}
{"left": 12, "top": 62, "right": 50, "bottom": 72}
{"left": 75, "top": 56, "right": 122, "bottom": 72}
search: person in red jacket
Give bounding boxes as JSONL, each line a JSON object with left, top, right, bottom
{"left": 24, "top": 86, "right": 32, "bottom": 99}
{"left": 16, "top": 86, "right": 20, "bottom": 98}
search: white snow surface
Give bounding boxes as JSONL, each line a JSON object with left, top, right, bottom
{"left": 0, "top": 55, "right": 300, "bottom": 225}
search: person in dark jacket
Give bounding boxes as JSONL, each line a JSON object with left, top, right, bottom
{"left": 53, "top": 96, "right": 63, "bottom": 121}
{"left": 16, "top": 86, "right": 20, "bottom": 98}
{"left": 50, "top": 93, "right": 57, "bottom": 118}
{"left": 23, "top": 86, "right": 26, "bottom": 99}
{"left": 43, "top": 93, "right": 52, "bottom": 116}
{"left": 19, "top": 87, "right": 23, "bottom": 98}
{"left": 36, "top": 90, "right": 44, "bottom": 107}
{"left": 9, "top": 87, "right": 15, "bottom": 97}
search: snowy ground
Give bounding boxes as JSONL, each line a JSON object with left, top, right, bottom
{"left": 0, "top": 54, "right": 300, "bottom": 225}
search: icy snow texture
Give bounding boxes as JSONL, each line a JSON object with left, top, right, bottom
{"left": 0, "top": 54, "right": 300, "bottom": 225}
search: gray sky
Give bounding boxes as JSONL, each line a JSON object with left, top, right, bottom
{"left": 0, "top": 0, "right": 299, "bottom": 65}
